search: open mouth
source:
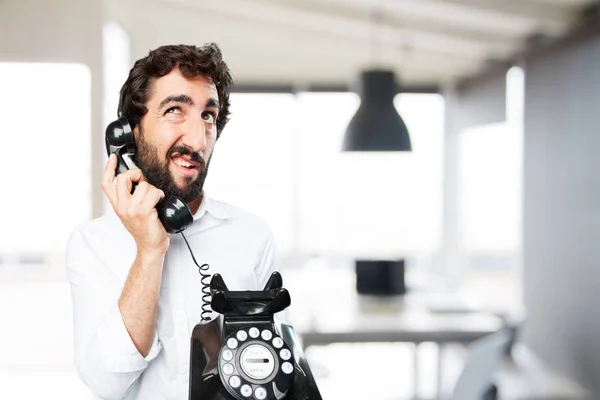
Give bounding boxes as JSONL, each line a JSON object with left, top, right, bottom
{"left": 171, "top": 154, "right": 201, "bottom": 177}
{"left": 174, "top": 159, "right": 196, "bottom": 169}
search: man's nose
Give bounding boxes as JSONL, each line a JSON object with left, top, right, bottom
{"left": 181, "top": 119, "right": 207, "bottom": 152}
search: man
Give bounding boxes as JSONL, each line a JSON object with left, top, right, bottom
{"left": 66, "top": 43, "right": 279, "bottom": 400}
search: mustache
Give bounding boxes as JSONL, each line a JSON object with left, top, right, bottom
{"left": 168, "top": 145, "right": 206, "bottom": 167}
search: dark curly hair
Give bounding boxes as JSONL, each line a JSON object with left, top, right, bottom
{"left": 118, "top": 43, "right": 233, "bottom": 137}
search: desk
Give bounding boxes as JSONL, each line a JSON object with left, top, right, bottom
{"left": 300, "top": 305, "right": 504, "bottom": 347}
{"left": 283, "top": 266, "right": 505, "bottom": 399}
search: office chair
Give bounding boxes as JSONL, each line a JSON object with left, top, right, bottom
{"left": 449, "top": 329, "right": 512, "bottom": 400}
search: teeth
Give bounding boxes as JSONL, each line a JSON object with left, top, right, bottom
{"left": 175, "top": 159, "right": 193, "bottom": 168}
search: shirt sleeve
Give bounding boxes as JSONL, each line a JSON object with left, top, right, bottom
{"left": 65, "top": 227, "right": 162, "bottom": 400}
{"left": 253, "top": 227, "right": 280, "bottom": 291}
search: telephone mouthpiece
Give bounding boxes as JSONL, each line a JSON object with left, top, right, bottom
{"left": 157, "top": 196, "right": 194, "bottom": 234}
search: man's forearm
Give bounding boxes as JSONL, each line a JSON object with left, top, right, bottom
{"left": 118, "top": 250, "right": 165, "bottom": 357}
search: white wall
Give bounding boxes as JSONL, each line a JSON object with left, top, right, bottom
{"left": 523, "top": 29, "right": 600, "bottom": 396}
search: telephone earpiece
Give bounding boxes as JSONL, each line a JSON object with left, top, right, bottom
{"left": 105, "top": 116, "right": 194, "bottom": 234}
{"left": 105, "top": 117, "right": 137, "bottom": 174}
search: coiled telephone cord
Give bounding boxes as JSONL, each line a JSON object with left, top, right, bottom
{"left": 180, "top": 231, "right": 213, "bottom": 322}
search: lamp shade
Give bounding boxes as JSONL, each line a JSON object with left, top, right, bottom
{"left": 342, "top": 70, "right": 412, "bottom": 151}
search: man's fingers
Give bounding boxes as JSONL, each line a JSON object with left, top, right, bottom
{"left": 102, "top": 154, "right": 151, "bottom": 217}
{"left": 101, "top": 154, "right": 118, "bottom": 206}
{"left": 115, "top": 169, "right": 145, "bottom": 215}
{"left": 129, "top": 181, "right": 151, "bottom": 207}
{"left": 140, "top": 187, "right": 165, "bottom": 212}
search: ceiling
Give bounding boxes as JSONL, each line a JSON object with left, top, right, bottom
{"left": 110, "top": 0, "right": 597, "bottom": 89}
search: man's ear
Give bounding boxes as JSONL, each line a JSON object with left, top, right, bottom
{"left": 132, "top": 123, "right": 140, "bottom": 140}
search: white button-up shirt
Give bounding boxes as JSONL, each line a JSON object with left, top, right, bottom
{"left": 65, "top": 196, "right": 279, "bottom": 400}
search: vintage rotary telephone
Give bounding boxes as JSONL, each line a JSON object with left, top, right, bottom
{"left": 105, "top": 116, "right": 194, "bottom": 234}
{"left": 189, "top": 272, "right": 323, "bottom": 400}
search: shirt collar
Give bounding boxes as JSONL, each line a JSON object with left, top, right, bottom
{"left": 193, "top": 192, "right": 229, "bottom": 221}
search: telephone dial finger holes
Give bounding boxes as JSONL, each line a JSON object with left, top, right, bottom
{"left": 240, "top": 384, "right": 252, "bottom": 397}
{"left": 236, "top": 330, "right": 248, "bottom": 341}
{"left": 249, "top": 327, "right": 260, "bottom": 338}
{"left": 222, "top": 349, "right": 234, "bottom": 361}
{"left": 229, "top": 375, "right": 241, "bottom": 388}
{"left": 222, "top": 363, "right": 234, "bottom": 375}
{"left": 272, "top": 337, "right": 283, "bottom": 348}
{"left": 254, "top": 387, "right": 267, "bottom": 400}
{"left": 218, "top": 327, "right": 295, "bottom": 399}
{"left": 281, "top": 362, "right": 293, "bottom": 375}
{"left": 261, "top": 330, "right": 272, "bottom": 341}
{"left": 280, "top": 349, "right": 291, "bottom": 360}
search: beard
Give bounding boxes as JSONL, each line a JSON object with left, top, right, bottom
{"left": 133, "top": 128, "right": 211, "bottom": 204}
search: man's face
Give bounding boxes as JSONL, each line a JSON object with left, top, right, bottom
{"left": 133, "top": 69, "right": 219, "bottom": 203}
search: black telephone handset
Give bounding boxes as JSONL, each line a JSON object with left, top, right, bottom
{"left": 189, "top": 272, "right": 323, "bottom": 400}
{"left": 105, "top": 116, "right": 194, "bottom": 234}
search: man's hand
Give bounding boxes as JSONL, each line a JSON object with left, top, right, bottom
{"left": 102, "top": 153, "right": 170, "bottom": 255}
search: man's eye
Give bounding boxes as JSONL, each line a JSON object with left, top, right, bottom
{"left": 202, "top": 112, "right": 216, "bottom": 123}
{"left": 165, "top": 107, "right": 181, "bottom": 114}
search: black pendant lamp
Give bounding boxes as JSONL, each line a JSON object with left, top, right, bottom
{"left": 342, "top": 69, "right": 412, "bottom": 151}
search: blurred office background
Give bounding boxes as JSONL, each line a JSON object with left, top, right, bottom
{"left": 1, "top": 0, "right": 599, "bottom": 399}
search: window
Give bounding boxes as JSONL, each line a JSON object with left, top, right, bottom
{"left": 455, "top": 66, "right": 525, "bottom": 312}
{"left": 459, "top": 123, "right": 522, "bottom": 254}
{"left": 0, "top": 62, "right": 92, "bottom": 263}
{"left": 458, "top": 66, "right": 524, "bottom": 258}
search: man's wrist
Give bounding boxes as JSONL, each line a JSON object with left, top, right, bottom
{"left": 136, "top": 247, "right": 167, "bottom": 264}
